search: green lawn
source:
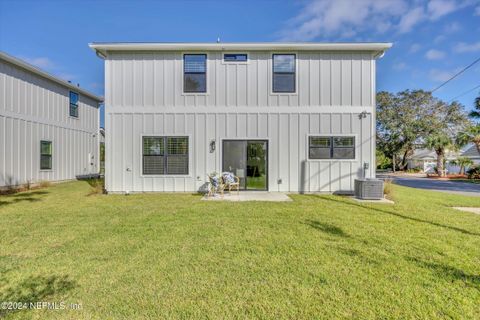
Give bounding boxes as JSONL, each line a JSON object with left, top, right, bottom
{"left": 1, "top": 182, "right": 480, "bottom": 319}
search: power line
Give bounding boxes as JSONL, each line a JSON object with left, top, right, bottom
{"left": 431, "top": 56, "right": 480, "bottom": 93}
{"left": 448, "top": 83, "right": 480, "bottom": 102}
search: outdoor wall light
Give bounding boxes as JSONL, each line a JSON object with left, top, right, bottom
{"left": 209, "top": 140, "right": 216, "bottom": 153}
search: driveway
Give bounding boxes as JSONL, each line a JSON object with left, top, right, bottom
{"left": 384, "top": 175, "right": 480, "bottom": 197}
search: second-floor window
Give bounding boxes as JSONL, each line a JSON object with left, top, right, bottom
{"left": 184, "top": 54, "right": 206, "bottom": 93}
{"left": 273, "top": 54, "right": 296, "bottom": 93}
{"left": 69, "top": 91, "right": 79, "bottom": 118}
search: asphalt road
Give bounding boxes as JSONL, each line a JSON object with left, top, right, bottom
{"left": 387, "top": 175, "right": 480, "bottom": 197}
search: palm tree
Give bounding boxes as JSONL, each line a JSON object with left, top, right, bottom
{"left": 425, "top": 134, "right": 455, "bottom": 177}
{"left": 457, "top": 125, "right": 480, "bottom": 154}
{"left": 469, "top": 93, "right": 480, "bottom": 118}
{"left": 449, "top": 156, "right": 474, "bottom": 175}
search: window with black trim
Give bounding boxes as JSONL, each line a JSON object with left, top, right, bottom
{"left": 224, "top": 53, "right": 248, "bottom": 62}
{"left": 273, "top": 54, "right": 296, "bottom": 93}
{"left": 40, "top": 140, "right": 52, "bottom": 170}
{"left": 143, "top": 136, "right": 189, "bottom": 175}
{"left": 309, "top": 136, "right": 355, "bottom": 159}
{"left": 69, "top": 91, "right": 79, "bottom": 117}
{"left": 184, "top": 54, "right": 206, "bottom": 93}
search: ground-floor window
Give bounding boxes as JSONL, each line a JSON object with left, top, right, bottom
{"left": 143, "top": 136, "right": 189, "bottom": 175}
{"left": 309, "top": 136, "right": 355, "bottom": 159}
{"left": 40, "top": 140, "right": 52, "bottom": 170}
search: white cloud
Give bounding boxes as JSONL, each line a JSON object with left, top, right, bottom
{"left": 429, "top": 67, "right": 462, "bottom": 82}
{"left": 278, "top": 0, "right": 409, "bottom": 40}
{"left": 409, "top": 43, "right": 422, "bottom": 53}
{"left": 278, "top": 0, "right": 476, "bottom": 40}
{"left": 475, "top": 6, "right": 480, "bottom": 15}
{"left": 454, "top": 41, "right": 480, "bottom": 52}
{"left": 398, "top": 6, "right": 425, "bottom": 33}
{"left": 23, "top": 57, "right": 54, "bottom": 69}
{"left": 434, "top": 35, "right": 445, "bottom": 43}
{"left": 21, "top": 55, "right": 76, "bottom": 81}
{"left": 443, "top": 21, "right": 461, "bottom": 33}
{"left": 425, "top": 49, "right": 446, "bottom": 60}
{"left": 393, "top": 62, "right": 407, "bottom": 70}
{"left": 427, "top": 0, "right": 458, "bottom": 20}
{"left": 429, "top": 69, "right": 455, "bottom": 82}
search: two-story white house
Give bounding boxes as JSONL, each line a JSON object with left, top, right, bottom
{"left": 90, "top": 42, "right": 391, "bottom": 193}
{"left": 0, "top": 52, "right": 102, "bottom": 188}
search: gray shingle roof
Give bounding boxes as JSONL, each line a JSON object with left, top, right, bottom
{"left": 461, "top": 145, "right": 480, "bottom": 158}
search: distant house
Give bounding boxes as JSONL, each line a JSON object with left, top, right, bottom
{"left": 407, "top": 148, "right": 460, "bottom": 173}
{"left": 90, "top": 42, "right": 391, "bottom": 193}
{"left": 0, "top": 52, "right": 103, "bottom": 188}
{"left": 461, "top": 145, "right": 480, "bottom": 165}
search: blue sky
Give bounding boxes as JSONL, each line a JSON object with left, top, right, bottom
{"left": 1, "top": 0, "right": 479, "bottom": 127}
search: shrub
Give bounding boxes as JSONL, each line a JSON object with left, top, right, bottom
{"left": 376, "top": 150, "right": 392, "bottom": 170}
{"left": 383, "top": 178, "right": 394, "bottom": 200}
{"left": 467, "top": 165, "right": 480, "bottom": 180}
{"left": 86, "top": 178, "right": 105, "bottom": 195}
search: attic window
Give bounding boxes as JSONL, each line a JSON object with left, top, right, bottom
{"left": 224, "top": 54, "right": 248, "bottom": 62}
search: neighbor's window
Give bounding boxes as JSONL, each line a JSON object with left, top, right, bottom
{"left": 184, "top": 54, "right": 207, "bottom": 93}
{"left": 273, "top": 54, "right": 296, "bottom": 93}
{"left": 69, "top": 91, "right": 79, "bottom": 117}
{"left": 143, "top": 136, "right": 189, "bottom": 175}
{"left": 40, "top": 140, "right": 52, "bottom": 170}
{"left": 224, "top": 53, "right": 248, "bottom": 62}
{"left": 309, "top": 136, "right": 355, "bottom": 159}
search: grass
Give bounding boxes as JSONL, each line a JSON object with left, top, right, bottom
{"left": 0, "top": 182, "right": 480, "bottom": 319}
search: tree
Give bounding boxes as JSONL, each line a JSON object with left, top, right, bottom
{"left": 457, "top": 125, "right": 480, "bottom": 154}
{"left": 377, "top": 90, "right": 435, "bottom": 170}
{"left": 377, "top": 90, "right": 470, "bottom": 171}
{"left": 449, "top": 156, "right": 474, "bottom": 175}
{"left": 468, "top": 92, "right": 480, "bottom": 119}
{"left": 425, "top": 134, "right": 455, "bottom": 177}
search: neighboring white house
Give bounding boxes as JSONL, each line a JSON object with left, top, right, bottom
{"left": 407, "top": 148, "right": 461, "bottom": 174}
{"left": 90, "top": 42, "right": 391, "bottom": 193}
{"left": 461, "top": 144, "right": 480, "bottom": 165}
{"left": 0, "top": 52, "right": 103, "bottom": 188}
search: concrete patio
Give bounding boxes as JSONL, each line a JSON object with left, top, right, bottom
{"left": 201, "top": 191, "right": 292, "bottom": 202}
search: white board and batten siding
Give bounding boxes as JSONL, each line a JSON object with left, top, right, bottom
{"left": 0, "top": 53, "right": 102, "bottom": 187}
{"left": 102, "top": 47, "right": 383, "bottom": 193}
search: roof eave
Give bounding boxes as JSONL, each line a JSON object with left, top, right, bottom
{"left": 88, "top": 42, "right": 392, "bottom": 58}
{"left": 0, "top": 51, "right": 104, "bottom": 103}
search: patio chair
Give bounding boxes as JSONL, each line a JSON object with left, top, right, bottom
{"left": 207, "top": 174, "right": 225, "bottom": 198}
{"left": 222, "top": 172, "right": 240, "bottom": 195}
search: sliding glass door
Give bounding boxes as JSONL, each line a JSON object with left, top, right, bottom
{"left": 222, "top": 140, "right": 268, "bottom": 190}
